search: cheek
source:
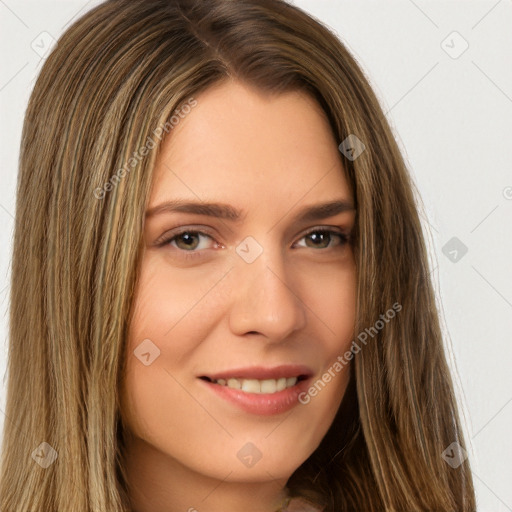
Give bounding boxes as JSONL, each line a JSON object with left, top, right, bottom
{"left": 128, "top": 256, "right": 227, "bottom": 349}
{"left": 295, "top": 259, "right": 356, "bottom": 420}
{"left": 300, "top": 256, "right": 357, "bottom": 348}
{"left": 120, "top": 256, "right": 230, "bottom": 433}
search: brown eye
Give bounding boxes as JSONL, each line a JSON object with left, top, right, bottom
{"left": 296, "top": 229, "right": 348, "bottom": 250}
{"left": 157, "top": 230, "right": 217, "bottom": 253}
{"left": 304, "top": 231, "right": 332, "bottom": 249}
{"left": 173, "top": 232, "right": 202, "bottom": 250}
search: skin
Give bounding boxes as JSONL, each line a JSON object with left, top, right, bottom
{"left": 120, "top": 79, "right": 357, "bottom": 512}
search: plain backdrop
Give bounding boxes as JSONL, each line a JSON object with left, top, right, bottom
{"left": 1, "top": 1, "right": 511, "bottom": 510}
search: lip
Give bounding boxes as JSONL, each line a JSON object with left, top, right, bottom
{"left": 199, "top": 364, "right": 314, "bottom": 381}
{"left": 197, "top": 364, "right": 314, "bottom": 416}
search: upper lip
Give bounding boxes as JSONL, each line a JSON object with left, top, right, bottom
{"left": 199, "top": 364, "right": 314, "bottom": 381}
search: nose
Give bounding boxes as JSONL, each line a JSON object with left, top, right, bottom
{"left": 228, "top": 241, "right": 307, "bottom": 341}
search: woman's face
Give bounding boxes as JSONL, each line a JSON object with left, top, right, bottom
{"left": 121, "top": 80, "right": 356, "bottom": 495}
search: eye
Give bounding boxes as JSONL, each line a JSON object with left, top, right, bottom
{"left": 157, "top": 229, "right": 218, "bottom": 252}
{"left": 155, "top": 226, "right": 350, "bottom": 261}
{"left": 294, "top": 228, "right": 349, "bottom": 250}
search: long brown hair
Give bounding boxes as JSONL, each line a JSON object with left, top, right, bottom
{"left": 0, "top": 0, "right": 475, "bottom": 510}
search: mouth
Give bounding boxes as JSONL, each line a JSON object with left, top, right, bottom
{"left": 197, "top": 364, "right": 313, "bottom": 415}
{"left": 198, "top": 374, "right": 309, "bottom": 394}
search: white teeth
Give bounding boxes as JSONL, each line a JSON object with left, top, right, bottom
{"left": 241, "top": 379, "right": 261, "bottom": 393}
{"left": 261, "top": 379, "right": 278, "bottom": 393}
{"left": 276, "top": 377, "right": 287, "bottom": 391}
{"left": 214, "top": 376, "right": 300, "bottom": 394}
{"left": 286, "top": 377, "right": 297, "bottom": 387}
{"left": 227, "top": 378, "right": 241, "bottom": 390}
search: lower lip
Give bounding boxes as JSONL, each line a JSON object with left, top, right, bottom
{"left": 199, "top": 378, "right": 311, "bottom": 416}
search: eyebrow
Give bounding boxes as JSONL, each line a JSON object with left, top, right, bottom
{"left": 145, "top": 198, "right": 355, "bottom": 223}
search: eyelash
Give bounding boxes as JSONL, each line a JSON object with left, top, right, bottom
{"left": 155, "top": 226, "right": 350, "bottom": 261}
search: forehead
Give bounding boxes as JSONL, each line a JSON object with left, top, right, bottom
{"left": 150, "top": 80, "right": 351, "bottom": 210}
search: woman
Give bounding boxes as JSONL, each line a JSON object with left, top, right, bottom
{"left": 0, "top": 0, "right": 475, "bottom": 510}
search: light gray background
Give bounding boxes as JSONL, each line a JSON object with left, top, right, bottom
{"left": 1, "top": 1, "right": 511, "bottom": 510}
